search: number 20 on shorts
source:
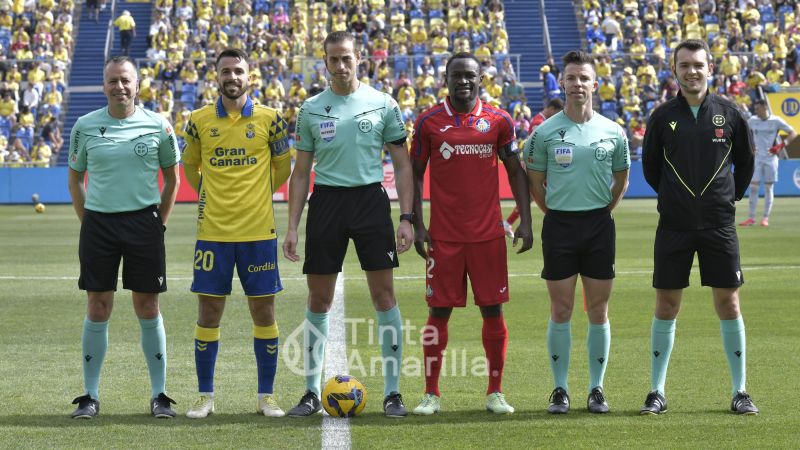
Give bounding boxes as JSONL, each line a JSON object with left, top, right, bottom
{"left": 194, "top": 250, "right": 214, "bottom": 271}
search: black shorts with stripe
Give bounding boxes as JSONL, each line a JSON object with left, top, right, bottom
{"left": 541, "top": 208, "right": 616, "bottom": 280}
{"left": 78, "top": 206, "right": 167, "bottom": 293}
{"left": 653, "top": 225, "right": 743, "bottom": 289}
{"left": 303, "top": 183, "right": 399, "bottom": 274}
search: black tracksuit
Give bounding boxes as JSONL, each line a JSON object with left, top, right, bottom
{"left": 642, "top": 92, "right": 755, "bottom": 230}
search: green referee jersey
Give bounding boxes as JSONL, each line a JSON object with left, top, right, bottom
{"left": 525, "top": 111, "right": 630, "bottom": 211}
{"left": 295, "top": 83, "right": 406, "bottom": 187}
{"left": 69, "top": 106, "right": 179, "bottom": 213}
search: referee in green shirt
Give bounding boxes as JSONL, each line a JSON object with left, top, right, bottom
{"left": 67, "top": 56, "right": 180, "bottom": 419}
{"left": 282, "top": 31, "right": 413, "bottom": 418}
{"left": 525, "top": 50, "right": 630, "bottom": 415}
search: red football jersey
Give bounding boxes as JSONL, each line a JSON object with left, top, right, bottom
{"left": 412, "top": 98, "right": 515, "bottom": 243}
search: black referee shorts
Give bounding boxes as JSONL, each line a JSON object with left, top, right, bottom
{"left": 653, "top": 225, "right": 743, "bottom": 289}
{"left": 541, "top": 208, "right": 616, "bottom": 281}
{"left": 78, "top": 206, "right": 167, "bottom": 293}
{"left": 303, "top": 183, "right": 399, "bottom": 275}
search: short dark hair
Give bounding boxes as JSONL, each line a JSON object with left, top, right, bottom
{"left": 323, "top": 31, "right": 356, "bottom": 54}
{"left": 546, "top": 98, "right": 564, "bottom": 110}
{"left": 216, "top": 48, "right": 248, "bottom": 68}
{"left": 561, "top": 50, "right": 594, "bottom": 70}
{"left": 753, "top": 98, "right": 768, "bottom": 107}
{"left": 672, "top": 39, "right": 710, "bottom": 66}
{"left": 104, "top": 55, "right": 137, "bottom": 73}
{"left": 445, "top": 52, "right": 482, "bottom": 77}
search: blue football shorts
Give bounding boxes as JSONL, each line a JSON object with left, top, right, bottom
{"left": 191, "top": 239, "right": 283, "bottom": 297}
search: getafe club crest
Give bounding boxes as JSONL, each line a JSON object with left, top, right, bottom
{"left": 475, "top": 118, "right": 490, "bottom": 133}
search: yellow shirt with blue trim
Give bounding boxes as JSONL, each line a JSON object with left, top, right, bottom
{"left": 182, "top": 97, "right": 291, "bottom": 242}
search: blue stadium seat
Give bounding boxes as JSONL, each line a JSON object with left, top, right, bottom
{"left": 393, "top": 55, "right": 409, "bottom": 75}
{"left": 253, "top": 0, "right": 269, "bottom": 14}
{"left": 180, "top": 84, "right": 197, "bottom": 110}
{"left": 601, "top": 100, "right": 617, "bottom": 116}
{"left": 0, "top": 116, "right": 10, "bottom": 139}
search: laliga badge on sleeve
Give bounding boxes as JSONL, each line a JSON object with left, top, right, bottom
{"left": 320, "top": 120, "right": 336, "bottom": 142}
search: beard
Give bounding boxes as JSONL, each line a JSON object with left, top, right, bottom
{"left": 221, "top": 81, "right": 246, "bottom": 100}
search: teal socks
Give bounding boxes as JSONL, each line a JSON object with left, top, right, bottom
{"left": 650, "top": 318, "right": 676, "bottom": 395}
{"left": 377, "top": 306, "right": 403, "bottom": 397}
{"left": 139, "top": 314, "right": 167, "bottom": 398}
{"left": 547, "top": 319, "right": 571, "bottom": 392}
{"left": 82, "top": 317, "right": 108, "bottom": 400}
{"left": 305, "top": 310, "right": 329, "bottom": 396}
{"left": 587, "top": 321, "right": 610, "bottom": 393}
{"left": 721, "top": 316, "right": 747, "bottom": 395}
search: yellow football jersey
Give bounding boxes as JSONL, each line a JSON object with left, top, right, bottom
{"left": 182, "top": 97, "right": 291, "bottom": 242}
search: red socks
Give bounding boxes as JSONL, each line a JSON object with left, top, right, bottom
{"left": 422, "top": 314, "right": 508, "bottom": 396}
{"left": 482, "top": 315, "right": 508, "bottom": 394}
{"left": 422, "top": 315, "right": 449, "bottom": 397}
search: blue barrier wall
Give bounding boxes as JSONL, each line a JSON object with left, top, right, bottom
{"left": 3, "top": 161, "right": 800, "bottom": 204}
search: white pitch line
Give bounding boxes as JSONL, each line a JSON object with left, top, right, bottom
{"left": 2, "top": 265, "right": 799, "bottom": 282}
{"left": 321, "top": 273, "right": 350, "bottom": 450}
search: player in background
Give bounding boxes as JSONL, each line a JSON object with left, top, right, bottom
{"left": 67, "top": 56, "right": 179, "bottom": 419}
{"left": 410, "top": 52, "right": 533, "bottom": 416}
{"left": 503, "top": 98, "right": 564, "bottom": 238}
{"left": 526, "top": 50, "right": 630, "bottom": 415}
{"left": 182, "top": 48, "right": 292, "bottom": 419}
{"left": 641, "top": 39, "right": 758, "bottom": 415}
{"left": 282, "top": 31, "right": 414, "bottom": 418}
{"left": 739, "top": 98, "right": 796, "bottom": 227}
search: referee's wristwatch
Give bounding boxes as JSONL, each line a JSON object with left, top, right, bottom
{"left": 399, "top": 212, "right": 415, "bottom": 223}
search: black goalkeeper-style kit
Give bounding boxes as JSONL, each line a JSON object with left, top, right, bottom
{"left": 642, "top": 92, "right": 755, "bottom": 231}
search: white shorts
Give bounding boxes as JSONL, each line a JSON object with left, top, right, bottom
{"left": 752, "top": 157, "right": 778, "bottom": 184}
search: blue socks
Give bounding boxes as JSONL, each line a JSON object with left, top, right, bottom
{"left": 194, "top": 325, "right": 220, "bottom": 394}
{"left": 587, "top": 321, "right": 610, "bottom": 393}
{"left": 547, "top": 319, "right": 571, "bottom": 392}
{"left": 650, "top": 318, "right": 676, "bottom": 395}
{"left": 305, "top": 310, "right": 329, "bottom": 396}
{"left": 253, "top": 323, "right": 279, "bottom": 395}
{"left": 140, "top": 314, "right": 167, "bottom": 398}
{"left": 82, "top": 317, "right": 108, "bottom": 400}
{"left": 377, "top": 306, "right": 403, "bottom": 397}
{"left": 721, "top": 316, "right": 747, "bottom": 395}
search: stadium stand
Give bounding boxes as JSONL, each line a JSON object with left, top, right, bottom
{"left": 0, "top": 0, "right": 73, "bottom": 167}
{"left": 581, "top": 0, "right": 799, "bottom": 159}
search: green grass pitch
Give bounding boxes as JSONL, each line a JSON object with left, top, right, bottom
{"left": 1, "top": 198, "right": 798, "bottom": 449}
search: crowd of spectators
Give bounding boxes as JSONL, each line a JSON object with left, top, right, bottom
{"left": 136, "top": 0, "right": 526, "bottom": 151}
{"left": 580, "top": 0, "right": 800, "bottom": 158}
{"left": 0, "top": 0, "right": 72, "bottom": 167}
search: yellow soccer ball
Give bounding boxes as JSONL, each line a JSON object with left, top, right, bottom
{"left": 321, "top": 375, "right": 367, "bottom": 417}
{"left": 34, "top": 203, "right": 45, "bottom": 213}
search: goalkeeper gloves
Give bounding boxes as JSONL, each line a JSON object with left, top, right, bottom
{"left": 768, "top": 142, "right": 785, "bottom": 155}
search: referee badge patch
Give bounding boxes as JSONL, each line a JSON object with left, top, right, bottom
{"left": 554, "top": 146, "right": 573, "bottom": 168}
{"left": 358, "top": 118, "right": 373, "bottom": 133}
{"left": 320, "top": 120, "right": 336, "bottom": 142}
{"left": 134, "top": 142, "right": 148, "bottom": 156}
